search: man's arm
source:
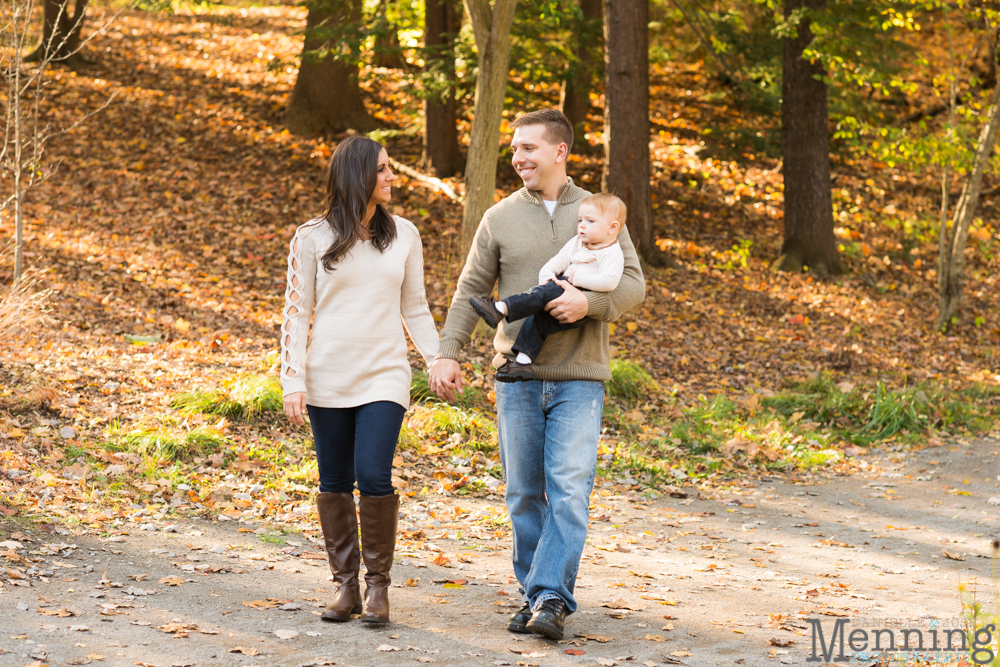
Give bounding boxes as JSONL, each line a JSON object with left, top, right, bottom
{"left": 582, "top": 226, "right": 644, "bottom": 322}
{"left": 429, "top": 214, "right": 500, "bottom": 400}
{"left": 436, "top": 215, "right": 501, "bottom": 359}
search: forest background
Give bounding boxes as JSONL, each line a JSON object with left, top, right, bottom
{"left": 2, "top": 0, "right": 1000, "bottom": 526}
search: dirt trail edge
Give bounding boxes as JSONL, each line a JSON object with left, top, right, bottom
{"left": 2, "top": 441, "right": 996, "bottom": 667}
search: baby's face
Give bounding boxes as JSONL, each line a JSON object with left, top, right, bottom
{"left": 577, "top": 203, "right": 619, "bottom": 246}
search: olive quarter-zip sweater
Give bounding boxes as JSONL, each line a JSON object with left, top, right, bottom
{"left": 437, "top": 179, "right": 646, "bottom": 381}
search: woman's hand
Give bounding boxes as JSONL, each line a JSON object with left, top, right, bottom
{"left": 284, "top": 392, "right": 307, "bottom": 425}
{"left": 429, "top": 358, "right": 463, "bottom": 402}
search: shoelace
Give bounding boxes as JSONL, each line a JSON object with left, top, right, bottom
{"left": 539, "top": 599, "right": 565, "bottom": 613}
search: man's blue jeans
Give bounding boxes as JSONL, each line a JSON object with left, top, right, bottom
{"left": 495, "top": 378, "right": 604, "bottom": 614}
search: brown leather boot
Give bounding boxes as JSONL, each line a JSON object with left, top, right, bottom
{"left": 358, "top": 493, "right": 399, "bottom": 624}
{"left": 316, "top": 492, "right": 362, "bottom": 622}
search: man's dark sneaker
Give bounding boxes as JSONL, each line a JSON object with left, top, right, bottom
{"left": 526, "top": 598, "right": 567, "bottom": 640}
{"left": 469, "top": 296, "right": 504, "bottom": 328}
{"left": 507, "top": 602, "right": 532, "bottom": 634}
{"left": 496, "top": 360, "right": 535, "bottom": 383}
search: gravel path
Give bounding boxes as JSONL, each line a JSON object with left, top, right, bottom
{"left": 2, "top": 441, "right": 997, "bottom": 667}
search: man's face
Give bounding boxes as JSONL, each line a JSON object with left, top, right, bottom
{"left": 510, "top": 124, "right": 566, "bottom": 193}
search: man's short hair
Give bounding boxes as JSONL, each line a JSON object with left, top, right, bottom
{"left": 580, "top": 192, "right": 627, "bottom": 227}
{"left": 509, "top": 109, "right": 574, "bottom": 151}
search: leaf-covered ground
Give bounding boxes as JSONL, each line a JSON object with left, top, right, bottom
{"left": 2, "top": 441, "right": 998, "bottom": 667}
{"left": 1, "top": 4, "right": 999, "bottom": 528}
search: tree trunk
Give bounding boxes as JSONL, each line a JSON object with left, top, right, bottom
{"left": 25, "top": 0, "right": 89, "bottom": 65}
{"left": 560, "top": 0, "right": 602, "bottom": 149}
{"left": 937, "top": 84, "right": 1000, "bottom": 329}
{"left": 603, "top": 0, "right": 667, "bottom": 266}
{"left": 421, "top": 0, "right": 465, "bottom": 178}
{"left": 460, "top": 0, "right": 518, "bottom": 250}
{"left": 373, "top": 0, "right": 406, "bottom": 69}
{"left": 286, "top": 0, "right": 378, "bottom": 136}
{"left": 777, "top": 0, "right": 841, "bottom": 276}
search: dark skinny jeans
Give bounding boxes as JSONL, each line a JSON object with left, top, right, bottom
{"left": 307, "top": 401, "right": 405, "bottom": 497}
{"left": 503, "top": 276, "right": 590, "bottom": 360}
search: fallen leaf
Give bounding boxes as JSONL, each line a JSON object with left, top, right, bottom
{"left": 601, "top": 598, "right": 646, "bottom": 611}
{"left": 596, "top": 659, "right": 617, "bottom": 667}
{"left": 645, "top": 634, "right": 667, "bottom": 641}
{"left": 242, "top": 598, "right": 286, "bottom": 609}
{"left": 228, "top": 647, "right": 258, "bottom": 656}
{"left": 37, "top": 607, "right": 76, "bottom": 617}
{"left": 669, "top": 650, "right": 694, "bottom": 657}
{"left": 158, "top": 576, "right": 183, "bottom": 586}
{"left": 723, "top": 435, "right": 757, "bottom": 458}
{"left": 377, "top": 645, "right": 402, "bottom": 652}
{"left": 575, "top": 633, "right": 615, "bottom": 643}
{"left": 769, "top": 637, "right": 795, "bottom": 647}
{"left": 563, "top": 649, "right": 585, "bottom": 656}
{"left": 943, "top": 549, "right": 965, "bottom": 561}
{"left": 274, "top": 629, "right": 298, "bottom": 640}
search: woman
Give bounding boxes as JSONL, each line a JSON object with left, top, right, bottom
{"left": 280, "top": 136, "right": 439, "bottom": 625}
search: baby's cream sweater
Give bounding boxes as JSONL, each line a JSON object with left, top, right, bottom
{"left": 280, "top": 216, "right": 439, "bottom": 409}
{"left": 538, "top": 236, "right": 625, "bottom": 292}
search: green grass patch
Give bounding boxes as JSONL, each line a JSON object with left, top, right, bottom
{"left": 103, "top": 422, "right": 229, "bottom": 462}
{"left": 410, "top": 370, "right": 488, "bottom": 409}
{"left": 173, "top": 374, "right": 283, "bottom": 422}
{"left": 607, "top": 359, "right": 659, "bottom": 405}
{"left": 598, "top": 375, "right": 1000, "bottom": 487}
{"left": 762, "top": 375, "right": 1000, "bottom": 445}
{"left": 403, "top": 403, "right": 497, "bottom": 453}
{"left": 258, "top": 531, "right": 287, "bottom": 545}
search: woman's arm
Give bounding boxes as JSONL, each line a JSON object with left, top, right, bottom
{"left": 399, "top": 221, "right": 440, "bottom": 366}
{"left": 280, "top": 226, "right": 318, "bottom": 419}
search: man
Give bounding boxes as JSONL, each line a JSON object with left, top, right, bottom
{"left": 429, "top": 109, "right": 645, "bottom": 639}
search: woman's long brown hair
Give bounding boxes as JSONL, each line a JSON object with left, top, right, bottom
{"left": 320, "top": 136, "right": 396, "bottom": 271}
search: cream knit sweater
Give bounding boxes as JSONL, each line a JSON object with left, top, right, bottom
{"left": 280, "top": 216, "right": 439, "bottom": 409}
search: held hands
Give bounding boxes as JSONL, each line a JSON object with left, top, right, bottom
{"left": 283, "top": 392, "right": 307, "bottom": 425}
{"left": 545, "top": 278, "right": 589, "bottom": 323}
{"left": 429, "top": 358, "right": 464, "bottom": 402}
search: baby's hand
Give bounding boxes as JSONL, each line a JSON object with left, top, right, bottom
{"left": 566, "top": 266, "right": 577, "bottom": 284}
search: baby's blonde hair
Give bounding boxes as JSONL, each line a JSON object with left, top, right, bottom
{"left": 580, "top": 192, "right": 627, "bottom": 228}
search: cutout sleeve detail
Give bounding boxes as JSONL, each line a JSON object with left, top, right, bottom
{"left": 280, "top": 226, "right": 317, "bottom": 397}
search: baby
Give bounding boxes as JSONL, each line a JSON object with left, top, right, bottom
{"left": 470, "top": 192, "right": 626, "bottom": 382}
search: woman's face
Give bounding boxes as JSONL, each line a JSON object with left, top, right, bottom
{"left": 369, "top": 148, "right": 395, "bottom": 207}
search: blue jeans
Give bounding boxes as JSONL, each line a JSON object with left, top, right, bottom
{"left": 495, "top": 378, "right": 604, "bottom": 614}
{"left": 307, "top": 402, "right": 406, "bottom": 496}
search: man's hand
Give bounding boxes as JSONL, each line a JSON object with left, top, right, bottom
{"left": 429, "top": 358, "right": 464, "bottom": 402}
{"left": 545, "top": 278, "right": 589, "bottom": 323}
{"left": 283, "top": 392, "right": 307, "bottom": 426}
